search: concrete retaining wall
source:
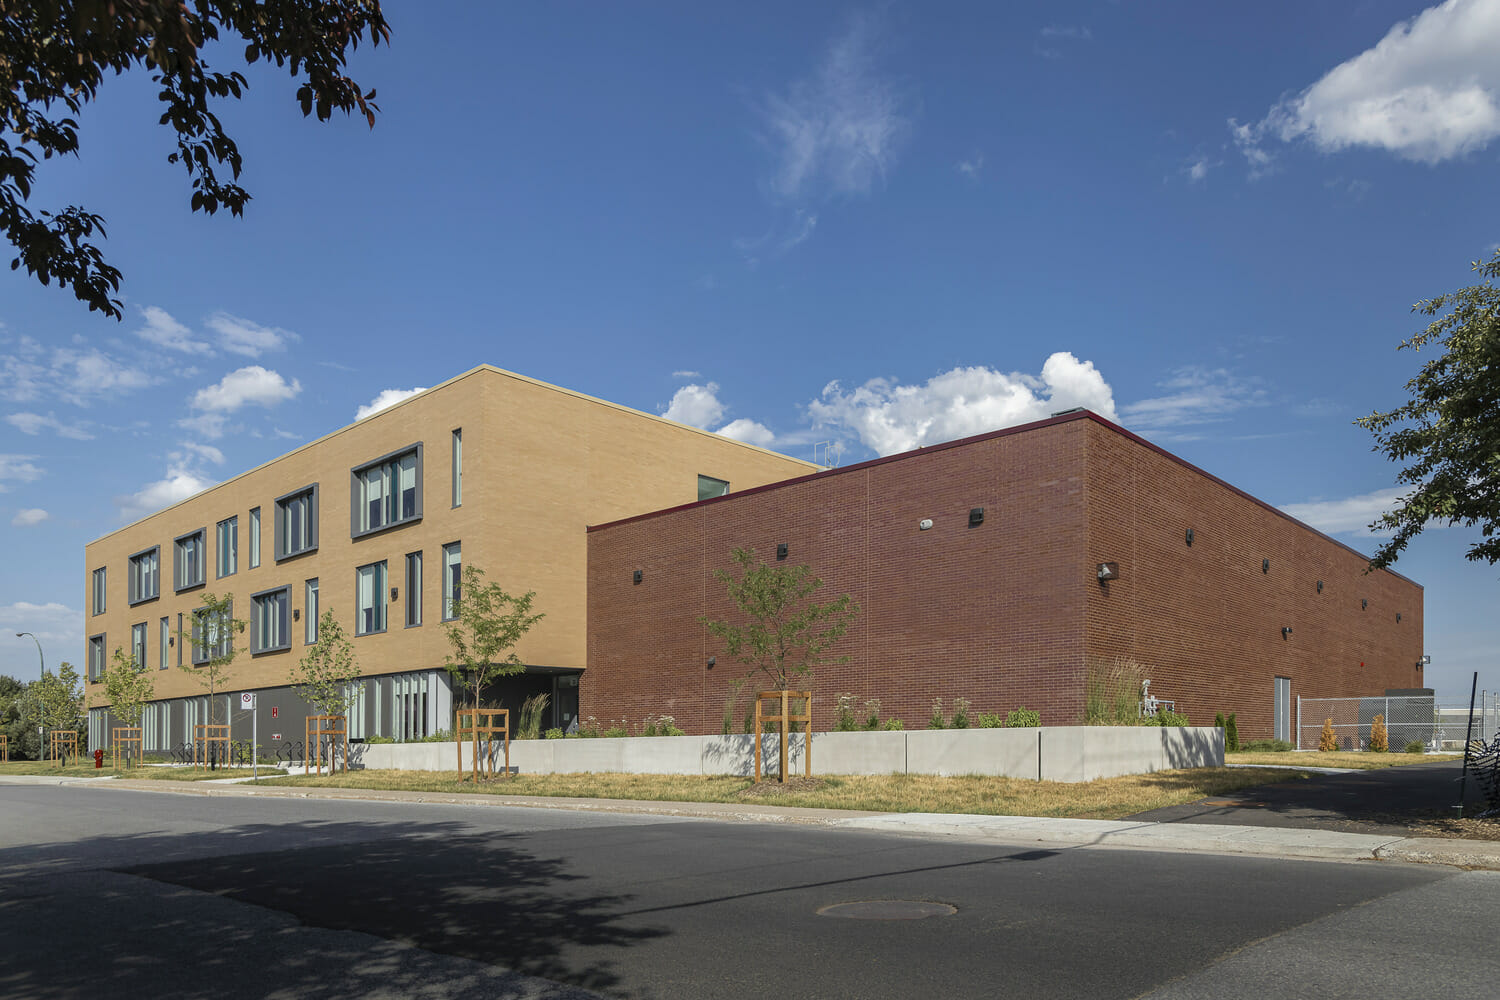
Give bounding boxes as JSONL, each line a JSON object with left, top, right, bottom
{"left": 358, "top": 726, "right": 1223, "bottom": 782}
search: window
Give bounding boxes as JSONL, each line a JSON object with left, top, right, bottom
{"left": 128, "top": 547, "right": 160, "bottom": 605}
{"left": 406, "top": 551, "right": 423, "bottom": 627}
{"left": 442, "top": 542, "right": 461, "bottom": 621}
{"left": 356, "top": 562, "right": 387, "bottom": 635}
{"left": 176, "top": 614, "right": 184, "bottom": 667}
{"left": 216, "top": 516, "right": 238, "bottom": 578}
{"left": 305, "top": 578, "right": 319, "bottom": 644}
{"left": 452, "top": 429, "right": 462, "bottom": 507}
{"left": 249, "top": 507, "right": 261, "bottom": 569}
{"left": 698, "top": 475, "right": 730, "bottom": 501}
{"left": 191, "top": 603, "right": 233, "bottom": 664}
{"left": 159, "top": 617, "right": 169, "bottom": 670}
{"left": 251, "top": 587, "right": 291, "bottom": 654}
{"left": 274, "top": 485, "right": 318, "bottom": 561}
{"left": 351, "top": 444, "right": 423, "bottom": 538}
{"left": 88, "top": 634, "right": 105, "bottom": 681}
{"left": 174, "top": 528, "right": 206, "bottom": 591}
{"left": 92, "top": 567, "right": 106, "bottom": 615}
{"left": 131, "top": 622, "right": 148, "bottom": 668}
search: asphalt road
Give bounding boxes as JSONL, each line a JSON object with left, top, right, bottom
{"left": 2, "top": 782, "right": 1498, "bottom": 1000}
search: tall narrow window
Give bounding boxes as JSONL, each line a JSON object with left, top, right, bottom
{"left": 159, "top": 617, "right": 169, "bottom": 670}
{"left": 405, "top": 551, "right": 423, "bottom": 627}
{"left": 274, "top": 485, "right": 318, "bottom": 560}
{"left": 88, "top": 634, "right": 106, "bottom": 681}
{"left": 92, "top": 567, "right": 107, "bottom": 615}
{"left": 248, "top": 507, "right": 261, "bottom": 569}
{"left": 176, "top": 614, "right": 183, "bottom": 667}
{"left": 250, "top": 587, "right": 291, "bottom": 654}
{"left": 305, "top": 578, "right": 319, "bottom": 644}
{"left": 216, "top": 516, "right": 238, "bottom": 578}
{"left": 442, "top": 542, "right": 461, "bottom": 621}
{"left": 130, "top": 622, "right": 148, "bottom": 669}
{"left": 174, "top": 528, "right": 206, "bottom": 591}
{"left": 128, "top": 548, "right": 159, "bottom": 605}
{"left": 356, "top": 562, "right": 387, "bottom": 635}
{"left": 452, "top": 429, "right": 462, "bottom": 507}
{"left": 351, "top": 444, "right": 423, "bottom": 537}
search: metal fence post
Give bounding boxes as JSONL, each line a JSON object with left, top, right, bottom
{"left": 1296, "top": 695, "right": 1302, "bottom": 750}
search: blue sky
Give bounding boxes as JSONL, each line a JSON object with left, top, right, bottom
{"left": 2, "top": 1, "right": 1497, "bottom": 702}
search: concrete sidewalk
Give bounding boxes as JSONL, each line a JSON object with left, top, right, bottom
{"left": 7, "top": 773, "right": 1499, "bottom": 872}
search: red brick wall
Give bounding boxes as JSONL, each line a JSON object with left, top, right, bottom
{"left": 584, "top": 413, "right": 1424, "bottom": 740}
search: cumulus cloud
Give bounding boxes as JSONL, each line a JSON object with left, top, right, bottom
{"left": 716, "top": 418, "right": 777, "bottom": 449}
{"left": 1277, "top": 488, "right": 1408, "bottom": 536}
{"left": 113, "top": 446, "right": 221, "bottom": 523}
{"left": 662, "top": 383, "right": 727, "bottom": 429}
{"left": 11, "top": 508, "right": 48, "bottom": 527}
{"left": 5, "top": 411, "right": 94, "bottom": 440}
{"left": 758, "top": 13, "right": 912, "bottom": 202}
{"left": 50, "top": 348, "right": 155, "bottom": 404}
{"left": 355, "top": 387, "right": 427, "bottom": 422}
{"left": 181, "top": 366, "right": 301, "bottom": 439}
{"left": 0, "top": 454, "right": 44, "bottom": 492}
{"left": 207, "top": 312, "right": 298, "bottom": 357}
{"left": 0, "top": 601, "right": 83, "bottom": 680}
{"left": 1247, "top": 0, "right": 1500, "bottom": 164}
{"left": 808, "top": 353, "right": 1118, "bottom": 457}
{"left": 135, "top": 306, "right": 212, "bottom": 354}
{"left": 1120, "top": 367, "right": 1271, "bottom": 431}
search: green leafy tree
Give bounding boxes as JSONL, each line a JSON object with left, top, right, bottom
{"left": 34, "top": 662, "right": 85, "bottom": 753}
{"left": 702, "top": 547, "right": 859, "bottom": 691}
{"left": 1, "top": 0, "right": 390, "bottom": 317}
{"left": 178, "top": 592, "right": 244, "bottom": 724}
{"left": 1357, "top": 250, "right": 1500, "bottom": 569}
{"left": 100, "top": 645, "right": 155, "bottom": 727}
{"left": 441, "top": 566, "right": 545, "bottom": 710}
{"left": 290, "top": 611, "right": 362, "bottom": 717}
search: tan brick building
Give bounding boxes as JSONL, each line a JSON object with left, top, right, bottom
{"left": 84, "top": 365, "right": 817, "bottom": 750}
{"left": 585, "top": 410, "right": 1425, "bottom": 740}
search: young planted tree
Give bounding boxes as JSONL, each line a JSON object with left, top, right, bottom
{"left": 177, "top": 592, "right": 245, "bottom": 726}
{"left": 101, "top": 646, "right": 155, "bottom": 727}
{"left": 702, "top": 547, "right": 859, "bottom": 692}
{"left": 441, "top": 566, "right": 545, "bottom": 711}
{"left": 34, "top": 663, "right": 85, "bottom": 757}
{"left": 1319, "top": 717, "right": 1338, "bottom": 752}
{"left": 290, "top": 612, "right": 362, "bottom": 717}
{"left": 1370, "top": 713, "right": 1389, "bottom": 753}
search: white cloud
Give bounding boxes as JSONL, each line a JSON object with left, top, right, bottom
{"left": 355, "top": 387, "right": 427, "bottom": 422}
{"left": 182, "top": 366, "right": 301, "bottom": 439}
{"left": 0, "top": 601, "right": 83, "bottom": 680}
{"left": 1184, "top": 155, "right": 1215, "bottom": 182}
{"left": 671, "top": 370, "right": 702, "bottom": 379}
{"left": 5, "top": 411, "right": 94, "bottom": 440}
{"left": 50, "top": 347, "right": 155, "bottom": 403}
{"left": 758, "top": 14, "right": 912, "bottom": 202}
{"left": 1120, "top": 367, "right": 1271, "bottom": 431}
{"left": 957, "top": 154, "right": 984, "bottom": 178}
{"left": 0, "top": 454, "right": 44, "bottom": 492}
{"left": 662, "top": 383, "right": 727, "bottom": 429}
{"left": 808, "top": 353, "right": 1118, "bottom": 457}
{"left": 135, "top": 306, "right": 212, "bottom": 354}
{"left": 1278, "top": 488, "right": 1407, "bottom": 536}
{"left": 11, "top": 508, "right": 48, "bottom": 527}
{"left": 1254, "top": 0, "right": 1500, "bottom": 164}
{"left": 207, "top": 312, "right": 298, "bottom": 357}
{"left": 113, "top": 446, "right": 220, "bottom": 523}
{"left": 716, "top": 418, "right": 777, "bottom": 449}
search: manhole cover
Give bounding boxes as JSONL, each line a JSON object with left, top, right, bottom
{"left": 817, "top": 900, "right": 957, "bottom": 920}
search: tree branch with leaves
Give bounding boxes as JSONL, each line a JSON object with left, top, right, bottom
{"left": 177, "top": 592, "right": 244, "bottom": 725}
{"left": 441, "top": 566, "right": 545, "bottom": 711}
{"left": 290, "top": 611, "right": 362, "bottom": 717}
{"left": 100, "top": 645, "right": 155, "bottom": 728}
{"left": 1357, "top": 249, "right": 1500, "bottom": 570}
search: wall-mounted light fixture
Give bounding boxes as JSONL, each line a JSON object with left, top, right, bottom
{"left": 1185, "top": 528, "right": 1194, "bottom": 547}
{"left": 1281, "top": 626, "right": 1293, "bottom": 640}
{"left": 706, "top": 656, "right": 716, "bottom": 669}
{"left": 969, "top": 507, "right": 985, "bottom": 527}
{"left": 1422, "top": 654, "right": 1431, "bottom": 665}
{"left": 776, "top": 543, "right": 788, "bottom": 560}
{"left": 1263, "top": 558, "right": 1270, "bottom": 574}
{"left": 1097, "top": 562, "right": 1119, "bottom": 582}
{"left": 1362, "top": 598, "right": 1368, "bottom": 610}
{"left": 168, "top": 636, "right": 174, "bottom": 647}
{"left": 1396, "top": 612, "right": 1402, "bottom": 623}
{"left": 390, "top": 587, "right": 399, "bottom": 602}
{"left": 919, "top": 519, "right": 934, "bottom": 531}
{"left": 632, "top": 569, "right": 643, "bottom": 585}
{"left": 1317, "top": 580, "right": 1323, "bottom": 593}
{"left": 292, "top": 609, "right": 300, "bottom": 622}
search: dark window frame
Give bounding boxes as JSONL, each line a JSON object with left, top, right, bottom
{"left": 249, "top": 585, "right": 292, "bottom": 656}
{"left": 273, "top": 483, "right": 320, "bottom": 562}
{"left": 350, "top": 442, "right": 424, "bottom": 540}
{"left": 127, "top": 545, "right": 161, "bottom": 606}
{"left": 173, "top": 527, "right": 207, "bottom": 593}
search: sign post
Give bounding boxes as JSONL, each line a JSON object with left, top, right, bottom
{"left": 241, "top": 692, "right": 258, "bottom": 781}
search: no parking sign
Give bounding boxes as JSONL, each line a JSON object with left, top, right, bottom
{"left": 240, "top": 692, "right": 256, "bottom": 710}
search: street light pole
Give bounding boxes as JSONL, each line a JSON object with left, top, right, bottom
{"left": 16, "top": 632, "right": 46, "bottom": 761}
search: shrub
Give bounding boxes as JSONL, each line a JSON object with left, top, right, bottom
{"left": 928, "top": 698, "right": 946, "bottom": 730}
{"left": 544, "top": 728, "right": 565, "bottom": 740}
{"left": 883, "top": 718, "right": 904, "bottom": 730}
{"left": 721, "top": 684, "right": 742, "bottom": 736}
{"left": 517, "top": 692, "right": 550, "bottom": 740}
{"left": 1404, "top": 739, "right": 1426, "bottom": 754}
{"left": 1370, "top": 714, "right": 1389, "bottom": 753}
{"left": 835, "top": 693, "right": 859, "bottom": 732}
{"left": 863, "top": 699, "right": 882, "bottom": 731}
{"left": 951, "top": 697, "right": 971, "bottom": 730}
{"left": 1239, "top": 738, "right": 1293, "bottom": 752}
{"left": 1225, "top": 713, "right": 1240, "bottom": 752}
{"left": 1141, "top": 708, "right": 1189, "bottom": 727}
{"left": 577, "top": 716, "right": 601, "bottom": 738}
{"left": 1084, "top": 657, "right": 1148, "bottom": 725}
{"left": 1004, "top": 706, "right": 1041, "bottom": 728}
{"left": 975, "top": 712, "right": 1005, "bottom": 729}
{"left": 602, "top": 724, "right": 628, "bottom": 739}
{"left": 1214, "top": 711, "right": 1226, "bottom": 732}
{"left": 1318, "top": 718, "right": 1338, "bottom": 752}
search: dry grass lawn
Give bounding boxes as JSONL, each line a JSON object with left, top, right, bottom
{"left": 250, "top": 766, "right": 1313, "bottom": 821}
{"left": 0, "top": 761, "right": 278, "bottom": 781}
{"left": 1228, "top": 751, "right": 1462, "bottom": 770}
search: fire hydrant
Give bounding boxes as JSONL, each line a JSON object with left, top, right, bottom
{"left": 93, "top": 749, "right": 104, "bottom": 769}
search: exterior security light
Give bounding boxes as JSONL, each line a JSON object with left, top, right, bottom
{"left": 632, "top": 570, "right": 643, "bottom": 585}
{"left": 1097, "top": 562, "right": 1118, "bottom": 582}
{"left": 969, "top": 507, "right": 985, "bottom": 527}
{"left": 1185, "top": 528, "right": 1194, "bottom": 546}
{"left": 1263, "top": 558, "right": 1270, "bottom": 573}
{"left": 707, "top": 656, "right": 716, "bottom": 668}
{"left": 1282, "top": 627, "right": 1292, "bottom": 639}
{"left": 776, "top": 543, "right": 788, "bottom": 560}
{"left": 1362, "top": 598, "right": 1368, "bottom": 610}
{"left": 1317, "top": 580, "right": 1323, "bottom": 593}
{"left": 390, "top": 587, "right": 398, "bottom": 602}
{"left": 919, "top": 519, "right": 934, "bottom": 531}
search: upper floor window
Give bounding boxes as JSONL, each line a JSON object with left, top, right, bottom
{"left": 91, "top": 567, "right": 107, "bottom": 615}
{"left": 275, "top": 484, "right": 318, "bottom": 561}
{"left": 174, "top": 528, "right": 206, "bottom": 592}
{"left": 452, "top": 429, "right": 463, "bottom": 507}
{"left": 356, "top": 561, "right": 387, "bottom": 635}
{"left": 216, "top": 516, "right": 238, "bottom": 578}
{"left": 248, "top": 507, "right": 261, "bottom": 569}
{"left": 351, "top": 444, "right": 422, "bottom": 538}
{"left": 442, "top": 542, "right": 461, "bottom": 621}
{"left": 250, "top": 586, "right": 291, "bottom": 655}
{"left": 405, "top": 551, "right": 423, "bottom": 627}
{"left": 131, "top": 622, "right": 148, "bottom": 668}
{"left": 698, "top": 475, "right": 730, "bottom": 501}
{"left": 305, "top": 578, "right": 319, "bottom": 644}
{"left": 191, "top": 603, "right": 233, "bottom": 664}
{"left": 128, "top": 547, "right": 160, "bottom": 605}
{"left": 88, "top": 634, "right": 106, "bottom": 681}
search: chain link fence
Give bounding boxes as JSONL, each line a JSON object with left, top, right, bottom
{"left": 1297, "top": 693, "right": 1499, "bottom": 751}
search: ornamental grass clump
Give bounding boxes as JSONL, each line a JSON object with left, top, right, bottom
{"left": 1084, "top": 657, "right": 1147, "bottom": 725}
